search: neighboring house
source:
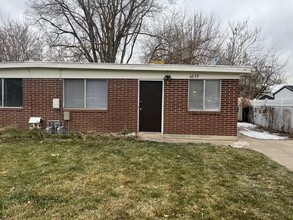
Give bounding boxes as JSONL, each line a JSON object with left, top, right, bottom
{"left": 0, "top": 62, "right": 249, "bottom": 140}
{"left": 258, "top": 93, "right": 274, "bottom": 100}
{"left": 274, "top": 85, "right": 293, "bottom": 100}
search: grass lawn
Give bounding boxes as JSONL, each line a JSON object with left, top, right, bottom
{"left": 0, "top": 129, "right": 292, "bottom": 219}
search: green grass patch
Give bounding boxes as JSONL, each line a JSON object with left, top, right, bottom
{"left": 0, "top": 130, "right": 292, "bottom": 219}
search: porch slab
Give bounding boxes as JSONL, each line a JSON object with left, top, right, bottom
{"left": 137, "top": 132, "right": 237, "bottom": 146}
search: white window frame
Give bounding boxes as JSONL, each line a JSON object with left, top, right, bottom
{"left": 0, "top": 79, "right": 2, "bottom": 107}
{"left": 188, "top": 79, "right": 221, "bottom": 111}
{"left": 0, "top": 78, "right": 23, "bottom": 108}
{"left": 63, "top": 79, "right": 108, "bottom": 109}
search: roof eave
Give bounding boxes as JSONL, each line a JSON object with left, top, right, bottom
{"left": 0, "top": 62, "right": 251, "bottom": 74}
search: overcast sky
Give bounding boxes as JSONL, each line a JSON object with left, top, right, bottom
{"left": 182, "top": 0, "right": 293, "bottom": 83}
{"left": 0, "top": 0, "right": 292, "bottom": 83}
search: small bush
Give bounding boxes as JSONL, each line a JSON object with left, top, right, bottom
{"left": 0, "top": 128, "right": 45, "bottom": 142}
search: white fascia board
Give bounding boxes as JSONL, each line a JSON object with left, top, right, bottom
{"left": 0, "top": 69, "right": 243, "bottom": 79}
{"left": 0, "top": 62, "right": 250, "bottom": 79}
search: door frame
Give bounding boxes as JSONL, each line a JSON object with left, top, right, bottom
{"left": 137, "top": 79, "right": 164, "bottom": 133}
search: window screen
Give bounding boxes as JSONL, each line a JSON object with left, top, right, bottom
{"left": 64, "top": 79, "right": 107, "bottom": 109}
{"left": 0, "top": 80, "right": 2, "bottom": 106}
{"left": 86, "top": 80, "right": 107, "bottom": 109}
{"left": 189, "top": 79, "right": 220, "bottom": 111}
{"left": 205, "top": 80, "right": 220, "bottom": 110}
{"left": 64, "top": 79, "right": 84, "bottom": 108}
{"left": 189, "top": 80, "right": 204, "bottom": 110}
{"left": 1, "top": 79, "right": 23, "bottom": 107}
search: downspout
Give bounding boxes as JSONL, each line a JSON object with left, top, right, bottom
{"left": 28, "top": 68, "right": 33, "bottom": 117}
{"left": 59, "top": 69, "right": 63, "bottom": 125}
{"left": 59, "top": 69, "right": 69, "bottom": 132}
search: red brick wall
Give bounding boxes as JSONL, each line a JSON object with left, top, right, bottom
{"left": 0, "top": 78, "right": 238, "bottom": 136}
{"left": 67, "top": 79, "right": 138, "bottom": 132}
{"left": 163, "top": 79, "right": 239, "bottom": 136}
{"left": 0, "top": 79, "right": 138, "bottom": 133}
{"left": 0, "top": 79, "right": 62, "bottom": 129}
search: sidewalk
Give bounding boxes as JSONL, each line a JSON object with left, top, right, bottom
{"left": 138, "top": 123, "right": 293, "bottom": 171}
{"left": 238, "top": 133, "right": 293, "bottom": 171}
{"left": 138, "top": 131, "right": 293, "bottom": 171}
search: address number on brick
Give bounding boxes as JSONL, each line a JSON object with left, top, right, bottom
{"left": 189, "top": 74, "right": 199, "bottom": 79}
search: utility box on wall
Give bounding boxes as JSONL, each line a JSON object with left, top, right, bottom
{"left": 53, "top": 98, "right": 60, "bottom": 109}
{"left": 64, "top": 111, "right": 70, "bottom": 121}
{"left": 29, "top": 117, "right": 42, "bottom": 128}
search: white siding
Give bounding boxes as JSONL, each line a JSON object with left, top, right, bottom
{"left": 274, "top": 88, "right": 293, "bottom": 100}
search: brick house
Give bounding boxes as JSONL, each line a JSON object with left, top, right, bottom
{"left": 0, "top": 62, "right": 249, "bottom": 140}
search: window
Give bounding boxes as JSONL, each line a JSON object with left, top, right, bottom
{"left": 64, "top": 79, "right": 107, "bottom": 109}
{"left": 189, "top": 80, "right": 220, "bottom": 111}
{"left": 0, "top": 79, "right": 23, "bottom": 107}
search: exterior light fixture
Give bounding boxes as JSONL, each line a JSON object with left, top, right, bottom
{"left": 164, "top": 74, "right": 172, "bottom": 82}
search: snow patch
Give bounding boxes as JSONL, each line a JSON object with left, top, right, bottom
{"left": 230, "top": 141, "right": 250, "bottom": 148}
{"left": 270, "top": 84, "right": 285, "bottom": 94}
{"left": 238, "top": 122, "right": 288, "bottom": 140}
{"left": 239, "top": 130, "right": 287, "bottom": 140}
{"left": 237, "top": 122, "right": 256, "bottom": 129}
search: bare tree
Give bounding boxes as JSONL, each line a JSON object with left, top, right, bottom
{"left": 26, "top": 0, "right": 170, "bottom": 63}
{"left": 220, "top": 20, "right": 261, "bottom": 66}
{"left": 141, "top": 11, "right": 222, "bottom": 64}
{"left": 143, "top": 16, "right": 286, "bottom": 98}
{"left": 0, "top": 17, "right": 43, "bottom": 62}
{"left": 220, "top": 20, "right": 286, "bottom": 99}
{"left": 239, "top": 51, "right": 287, "bottom": 98}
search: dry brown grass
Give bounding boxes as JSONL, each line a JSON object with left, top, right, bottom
{"left": 0, "top": 130, "right": 292, "bottom": 219}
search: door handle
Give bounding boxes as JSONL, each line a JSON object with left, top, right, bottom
{"left": 139, "top": 108, "right": 142, "bottom": 110}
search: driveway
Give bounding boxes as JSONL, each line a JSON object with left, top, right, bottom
{"left": 238, "top": 133, "right": 293, "bottom": 171}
